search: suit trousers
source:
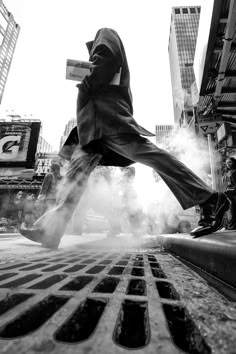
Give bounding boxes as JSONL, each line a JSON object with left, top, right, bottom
{"left": 53, "top": 134, "right": 213, "bottom": 231}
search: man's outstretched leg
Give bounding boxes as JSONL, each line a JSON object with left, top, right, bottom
{"left": 102, "top": 134, "right": 230, "bottom": 238}
{"left": 20, "top": 147, "right": 102, "bottom": 248}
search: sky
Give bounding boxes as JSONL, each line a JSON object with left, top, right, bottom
{"left": 0, "top": 0, "right": 205, "bottom": 151}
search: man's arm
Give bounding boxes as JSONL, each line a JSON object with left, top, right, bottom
{"left": 77, "top": 44, "right": 120, "bottom": 103}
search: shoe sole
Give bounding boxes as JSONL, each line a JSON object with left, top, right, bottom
{"left": 191, "top": 194, "right": 229, "bottom": 238}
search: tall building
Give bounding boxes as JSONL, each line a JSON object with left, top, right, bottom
{"left": 0, "top": 1, "right": 20, "bottom": 104}
{"left": 168, "top": 6, "right": 200, "bottom": 128}
{"left": 155, "top": 124, "right": 175, "bottom": 149}
{"left": 60, "top": 118, "right": 76, "bottom": 149}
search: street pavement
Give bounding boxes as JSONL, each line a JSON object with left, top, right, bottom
{"left": 0, "top": 232, "right": 160, "bottom": 263}
{"left": 0, "top": 232, "right": 109, "bottom": 263}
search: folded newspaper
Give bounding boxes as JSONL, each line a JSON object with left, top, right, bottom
{"left": 66, "top": 59, "right": 121, "bottom": 85}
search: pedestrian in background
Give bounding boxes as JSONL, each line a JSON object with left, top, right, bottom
{"left": 23, "top": 193, "right": 36, "bottom": 228}
{"left": 223, "top": 157, "right": 236, "bottom": 230}
{"left": 8, "top": 190, "right": 25, "bottom": 230}
{"left": 37, "top": 162, "right": 62, "bottom": 214}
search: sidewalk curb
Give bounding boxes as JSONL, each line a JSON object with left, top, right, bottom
{"left": 156, "top": 231, "right": 236, "bottom": 289}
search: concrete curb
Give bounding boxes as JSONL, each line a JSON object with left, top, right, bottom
{"left": 156, "top": 231, "right": 236, "bottom": 289}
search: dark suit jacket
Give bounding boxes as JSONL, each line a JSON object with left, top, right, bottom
{"left": 60, "top": 28, "right": 154, "bottom": 166}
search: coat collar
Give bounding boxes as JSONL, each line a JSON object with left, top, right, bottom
{"left": 86, "top": 41, "right": 94, "bottom": 53}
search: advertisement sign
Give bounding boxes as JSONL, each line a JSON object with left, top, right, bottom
{"left": 34, "top": 153, "right": 59, "bottom": 176}
{"left": 0, "top": 122, "right": 41, "bottom": 173}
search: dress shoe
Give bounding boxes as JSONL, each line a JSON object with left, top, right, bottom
{"left": 190, "top": 192, "right": 229, "bottom": 238}
{"left": 19, "top": 224, "right": 45, "bottom": 243}
{"left": 19, "top": 225, "right": 60, "bottom": 249}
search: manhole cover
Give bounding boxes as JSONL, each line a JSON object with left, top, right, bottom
{"left": 0, "top": 238, "right": 235, "bottom": 353}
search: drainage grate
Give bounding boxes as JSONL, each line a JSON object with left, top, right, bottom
{"left": 0, "top": 244, "right": 235, "bottom": 353}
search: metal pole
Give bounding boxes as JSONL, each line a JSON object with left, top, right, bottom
{"left": 207, "top": 134, "right": 216, "bottom": 190}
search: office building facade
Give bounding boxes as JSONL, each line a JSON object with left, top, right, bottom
{"left": 168, "top": 6, "right": 200, "bottom": 127}
{"left": 0, "top": 1, "right": 20, "bottom": 104}
{"left": 155, "top": 124, "right": 175, "bottom": 149}
{"left": 60, "top": 118, "right": 76, "bottom": 149}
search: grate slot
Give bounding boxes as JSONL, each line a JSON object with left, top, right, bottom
{"left": 108, "top": 267, "right": 125, "bottom": 276}
{"left": 147, "top": 255, "right": 157, "bottom": 262}
{"left": 92, "top": 277, "right": 120, "bottom": 293}
{"left": 50, "top": 258, "right": 65, "bottom": 262}
{"left": 66, "top": 258, "right": 82, "bottom": 263}
{"left": 0, "top": 263, "right": 29, "bottom": 270}
{"left": 131, "top": 268, "right": 144, "bottom": 277}
{"left": 63, "top": 265, "right": 86, "bottom": 273}
{"left": 126, "top": 279, "right": 146, "bottom": 296}
{"left": 99, "top": 260, "right": 112, "bottom": 265}
{"left": 54, "top": 298, "right": 107, "bottom": 343}
{"left": 149, "top": 262, "right": 160, "bottom": 268}
{"left": 133, "top": 255, "right": 143, "bottom": 261}
{"left": 155, "top": 281, "right": 180, "bottom": 300}
{"left": 0, "top": 295, "right": 69, "bottom": 339}
{"left": 116, "top": 261, "right": 128, "bottom": 266}
{"left": 121, "top": 255, "right": 131, "bottom": 260}
{"left": 42, "top": 264, "right": 67, "bottom": 272}
{"left": 0, "top": 294, "right": 33, "bottom": 316}
{"left": 20, "top": 263, "right": 48, "bottom": 271}
{"left": 133, "top": 261, "right": 144, "bottom": 267}
{"left": 0, "top": 273, "right": 17, "bottom": 282}
{"left": 60, "top": 276, "right": 94, "bottom": 291}
{"left": 0, "top": 274, "right": 42, "bottom": 288}
{"left": 28, "top": 274, "right": 67, "bottom": 289}
{"left": 113, "top": 300, "right": 150, "bottom": 349}
{"left": 151, "top": 268, "right": 167, "bottom": 279}
{"left": 86, "top": 266, "right": 106, "bottom": 274}
{"left": 82, "top": 259, "right": 97, "bottom": 264}
{"left": 163, "top": 304, "right": 211, "bottom": 354}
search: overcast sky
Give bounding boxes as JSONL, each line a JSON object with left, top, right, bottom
{"left": 1, "top": 0, "right": 205, "bottom": 150}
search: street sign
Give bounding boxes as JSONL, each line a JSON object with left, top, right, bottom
{"left": 198, "top": 116, "right": 222, "bottom": 135}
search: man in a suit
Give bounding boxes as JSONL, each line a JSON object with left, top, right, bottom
{"left": 20, "top": 28, "right": 229, "bottom": 248}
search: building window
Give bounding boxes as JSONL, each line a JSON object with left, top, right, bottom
{"left": 174, "top": 8, "right": 181, "bottom": 14}
{"left": 190, "top": 8, "right": 196, "bottom": 14}
{"left": 197, "top": 7, "right": 201, "bottom": 13}
{"left": 182, "top": 8, "right": 188, "bottom": 14}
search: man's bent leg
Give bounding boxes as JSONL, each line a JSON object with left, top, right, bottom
{"left": 20, "top": 146, "right": 102, "bottom": 248}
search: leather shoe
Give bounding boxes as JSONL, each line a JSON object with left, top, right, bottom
{"left": 19, "top": 224, "right": 45, "bottom": 243}
{"left": 19, "top": 225, "right": 60, "bottom": 249}
{"left": 190, "top": 192, "right": 229, "bottom": 238}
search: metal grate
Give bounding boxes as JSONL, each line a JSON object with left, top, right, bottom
{"left": 0, "top": 242, "right": 236, "bottom": 353}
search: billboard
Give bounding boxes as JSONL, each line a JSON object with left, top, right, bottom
{"left": 34, "top": 153, "right": 60, "bottom": 177}
{"left": 0, "top": 122, "right": 41, "bottom": 176}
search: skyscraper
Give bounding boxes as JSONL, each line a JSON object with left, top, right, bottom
{"left": 155, "top": 124, "right": 175, "bottom": 149}
{"left": 0, "top": 1, "right": 20, "bottom": 104}
{"left": 60, "top": 118, "right": 76, "bottom": 149}
{"left": 168, "top": 6, "right": 200, "bottom": 127}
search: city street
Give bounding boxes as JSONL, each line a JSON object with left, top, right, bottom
{"left": 0, "top": 231, "right": 236, "bottom": 353}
